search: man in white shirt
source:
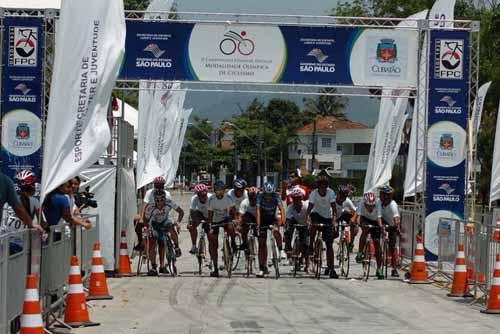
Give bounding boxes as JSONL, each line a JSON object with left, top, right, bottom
{"left": 306, "top": 179, "right": 338, "bottom": 279}
{"left": 238, "top": 186, "right": 258, "bottom": 252}
{"left": 188, "top": 184, "right": 212, "bottom": 254}
{"left": 379, "top": 185, "right": 401, "bottom": 277}
{"left": 284, "top": 188, "right": 309, "bottom": 270}
{"left": 335, "top": 185, "right": 357, "bottom": 252}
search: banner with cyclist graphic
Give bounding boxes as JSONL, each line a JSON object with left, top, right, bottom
{"left": 425, "top": 30, "right": 469, "bottom": 260}
{"left": 0, "top": 17, "right": 44, "bottom": 189}
{"left": 120, "top": 21, "right": 419, "bottom": 88}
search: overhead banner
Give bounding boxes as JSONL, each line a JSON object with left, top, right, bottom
{"left": 0, "top": 17, "right": 44, "bottom": 186}
{"left": 120, "top": 22, "right": 419, "bottom": 87}
{"left": 425, "top": 30, "right": 469, "bottom": 260}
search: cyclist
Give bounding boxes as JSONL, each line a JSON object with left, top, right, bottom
{"left": 187, "top": 184, "right": 212, "bottom": 254}
{"left": 284, "top": 188, "right": 309, "bottom": 270}
{"left": 207, "top": 180, "right": 237, "bottom": 278}
{"left": 281, "top": 169, "right": 309, "bottom": 205}
{"left": 307, "top": 178, "right": 338, "bottom": 279}
{"left": 356, "top": 192, "right": 384, "bottom": 279}
{"left": 140, "top": 176, "right": 171, "bottom": 224}
{"left": 144, "top": 190, "right": 184, "bottom": 276}
{"left": 238, "top": 186, "right": 259, "bottom": 252}
{"left": 256, "top": 182, "right": 285, "bottom": 278}
{"left": 379, "top": 185, "right": 401, "bottom": 278}
{"left": 335, "top": 185, "right": 357, "bottom": 252}
{"left": 228, "top": 178, "right": 248, "bottom": 217}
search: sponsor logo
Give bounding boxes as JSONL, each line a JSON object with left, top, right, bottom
{"left": 8, "top": 27, "right": 38, "bottom": 67}
{"left": 433, "top": 182, "right": 460, "bottom": 202}
{"left": 370, "top": 38, "right": 402, "bottom": 76}
{"left": 15, "top": 123, "right": 30, "bottom": 140}
{"left": 9, "top": 83, "right": 36, "bottom": 103}
{"left": 435, "top": 39, "right": 464, "bottom": 80}
{"left": 428, "top": 121, "right": 466, "bottom": 168}
{"left": 439, "top": 133, "right": 454, "bottom": 150}
{"left": 307, "top": 48, "right": 329, "bottom": 63}
{"left": 136, "top": 43, "right": 172, "bottom": 69}
{"left": 435, "top": 95, "right": 462, "bottom": 115}
{"left": 1, "top": 109, "right": 41, "bottom": 156}
{"left": 15, "top": 83, "right": 31, "bottom": 95}
{"left": 376, "top": 39, "right": 397, "bottom": 63}
{"left": 219, "top": 30, "right": 255, "bottom": 56}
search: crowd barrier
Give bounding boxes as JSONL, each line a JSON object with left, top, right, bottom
{"left": 0, "top": 214, "right": 101, "bottom": 334}
{"left": 400, "top": 206, "right": 422, "bottom": 267}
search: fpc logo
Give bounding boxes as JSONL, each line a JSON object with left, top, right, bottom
{"left": 9, "top": 27, "right": 38, "bottom": 67}
{"left": 435, "top": 39, "right": 463, "bottom": 80}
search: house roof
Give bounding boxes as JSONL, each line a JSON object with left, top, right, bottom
{"left": 296, "top": 116, "right": 368, "bottom": 135}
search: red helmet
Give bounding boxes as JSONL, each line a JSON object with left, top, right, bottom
{"left": 363, "top": 192, "right": 377, "bottom": 205}
{"left": 15, "top": 170, "right": 36, "bottom": 186}
{"left": 194, "top": 184, "right": 208, "bottom": 194}
{"left": 153, "top": 176, "right": 166, "bottom": 187}
{"left": 289, "top": 188, "right": 305, "bottom": 199}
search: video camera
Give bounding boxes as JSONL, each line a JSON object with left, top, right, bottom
{"left": 75, "top": 186, "right": 98, "bottom": 209}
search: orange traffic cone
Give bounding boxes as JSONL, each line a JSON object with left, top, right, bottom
{"left": 20, "top": 275, "right": 44, "bottom": 334}
{"left": 87, "top": 243, "right": 113, "bottom": 301}
{"left": 118, "top": 230, "right": 134, "bottom": 277}
{"left": 408, "top": 235, "right": 431, "bottom": 284}
{"left": 63, "top": 256, "right": 99, "bottom": 327}
{"left": 448, "top": 244, "right": 473, "bottom": 297}
{"left": 493, "top": 218, "right": 500, "bottom": 242}
{"left": 481, "top": 253, "right": 500, "bottom": 314}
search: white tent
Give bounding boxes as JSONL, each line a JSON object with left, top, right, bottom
{"left": 113, "top": 98, "right": 139, "bottom": 139}
{"left": 0, "top": 0, "right": 61, "bottom": 9}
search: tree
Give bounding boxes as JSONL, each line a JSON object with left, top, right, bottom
{"left": 303, "top": 88, "right": 347, "bottom": 120}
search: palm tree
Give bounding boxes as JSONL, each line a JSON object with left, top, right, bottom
{"left": 303, "top": 87, "right": 348, "bottom": 120}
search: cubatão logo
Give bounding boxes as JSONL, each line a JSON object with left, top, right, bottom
{"left": 9, "top": 27, "right": 38, "bottom": 67}
{"left": 219, "top": 30, "right": 255, "bottom": 56}
{"left": 15, "top": 123, "right": 30, "bottom": 140}
{"left": 307, "top": 48, "right": 329, "bottom": 63}
{"left": 376, "top": 39, "right": 397, "bottom": 63}
{"left": 439, "top": 134, "right": 454, "bottom": 150}
{"left": 144, "top": 44, "right": 165, "bottom": 59}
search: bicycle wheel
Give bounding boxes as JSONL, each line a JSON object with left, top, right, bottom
{"left": 381, "top": 239, "right": 388, "bottom": 279}
{"left": 362, "top": 241, "right": 371, "bottom": 281}
{"left": 247, "top": 237, "right": 256, "bottom": 277}
{"left": 165, "top": 238, "right": 177, "bottom": 277}
{"left": 314, "top": 237, "right": 323, "bottom": 280}
{"left": 223, "top": 236, "right": 233, "bottom": 278}
{"left": 340, "top": 240, "right": 350, "bottom": 278}
{"left": 197, "top": 237, "right": 206, "bottom": 275}
{"left": 292, "top": 236, "right": 300, "bottom": 278}
{"left": 271, "top": 240, "right": 280, "bottom": 280}
{"left": 232, "top": 233, "right": 242, "bottom": 271}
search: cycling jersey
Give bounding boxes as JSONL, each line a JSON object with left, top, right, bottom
{"left": 190, "top": 194, "right": 212, "bottom": 218}
{"left": 145, "top": 199, "right": 179, "bottom": 224}
{"left": 143, "top": 188, "right": 171, "bottom": 204}
{"left": 380, "top": 200, "right": 400, "bottom": 226}
{"left": 285, "top": 184, "right": 309, "bottom": 205}
{"left": 227, "top": 189, "right": 248, "bottom": 212}
{"left": 286, "top": 201, "right": 308, "bottom": 225}
{"left": 209, "top": 194, "right": 234, "bottom": 223}
{"left": 257, "top": 193, "right": 281, "bottom": 221}
{"left": 356, "top": 200, "right": 382, "bottom": 221}
{"left": 335, "top": 198, "right": 356, "bottom": 216}
{"left": 309, "top": 188, "right": 336, "bottom": 219}
{"left": 239, "top": 198, "right": 257, "bottom": 217}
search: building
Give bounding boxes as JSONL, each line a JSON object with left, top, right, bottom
{"left": 288, "top": 116, "right": 374, "bottom": 177}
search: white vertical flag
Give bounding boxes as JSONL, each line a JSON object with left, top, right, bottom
{"left": 490, "top": 102, "right": 500, "bottom": 205}
{"left": 404, "top": 0, "right": 456, "bottom": 198}
{"left": 364, "top": 10, "right": 428, "bottom": 193}
{"left": 166, "top": 108, "right": 194, "bottom": 186}
{"left": 41, "top": 0, "right": 125, "bottom": 200}
{"left": 471, "top": 82, "right": 492, "bottom": 145}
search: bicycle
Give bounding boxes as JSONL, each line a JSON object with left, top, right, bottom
{"left": 137, "top": 226, "right": 150, "bottom": 275}
{"left": 245, "top": 222, "right": 258, "bottom": 277}
{"left": 310, "top": 223, "right": 325, "bottom": 280}
{"left": 290, "top": 224, "right": 309, "bottom": 278}
{"left": 195, "top": 222, "right": 208, "bottom": 276}
{"left": 212, "top": 221, "right": 236, "bottom": 278}
{"left": 162, "top": 226, "right": 177, "bottom": 277}
{"left": 337, "top": 221, "right": 351, "bottom": 279}
{"left": 360, "top": 224, "right": 381, "bottom": 281}
{"left": 260, "top": 225, "right": 280, "bottom": 280}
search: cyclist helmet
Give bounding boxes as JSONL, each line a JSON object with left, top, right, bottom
{"left": 289, "top": 188, "right": 305, "bottom": 199}
{"left": 380, "top": 185, "right": 394, "bottom": 194}
{"left": 194, "top": 183, "right": 208, "bottom": 194}
{"left": 363, "top": 192, "right": 377, "bottom": 205}
{"left": 153, "top": 176, "right": 166, "bottom": 187}
{"left": 214, "top": 180, "right": 225, "bottom": 191}
{"left": 337, "top": 185, "right": 349, "bottom": 196}
{"left": 263, "top": 182, "right": 276, "bottom": 194}
{"left": 233, "top": 178, "right": 247, "bottom": 190}
{"left": 247, "top": 187, "right": 259, "bottom": 196}
{"left": 15, "top": 170, "right": 36, "bottom": 186}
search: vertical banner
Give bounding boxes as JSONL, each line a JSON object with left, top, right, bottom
{"left": 1, "top": 17, "right": 44, "bottom": 189}
{"left": 425, "top": 30, "right": 469, "bottom": 260}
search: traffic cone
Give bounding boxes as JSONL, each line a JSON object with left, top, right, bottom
{"left": 118, "top": 230, "right": 134, "bottom": 277}
{"left": 63, "top": 256, "right": 99, "bottom": 327}
{"left": 408, "top": 235, "right": 431, "bottom": 284}
{"left": 87, "top": 243, "right": 113, "bottom": 301}
{"left": 20, "top": 275, "right": 44, "bottom": 334}
{"left": 493, "top": 218, "right": 500, "bottom": 242}
{"left": 448, "top": 244, "right": 473, "bottom": 297}
{"left": 481, "top": 253, "right": 500, "bottom": 314}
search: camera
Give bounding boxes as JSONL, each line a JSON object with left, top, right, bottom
{"left": 75, "top": 187, "right": 98, "bottom": 209}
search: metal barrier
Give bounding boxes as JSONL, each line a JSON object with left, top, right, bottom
{"left": 77, "top": 214, "right": 100, "bottom": 275}
{"left": 400, "top": 208, "right": 421, "bottom": 266}
{"left": 0, "top": 233, "right": 8, "bottom": 334}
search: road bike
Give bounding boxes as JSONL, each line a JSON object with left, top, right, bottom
{"left": 260, "top": 225, "right": 280, "bottom": 279}
{"left": 290, "top": 224, "right": 309, "bottom": 278}
{"left": 213, "top": 221, "right": 236, "bottom": 278}
{"left": 195, "top": 222, "right": 208, "bottom": 276}
{"left": 245, "top": 222, "right": 258, "bottom": 277}
{"left": 337, "top": 221, "right": 351, "bottom": 279}
{"left": 163, "top": 226, "right": 177, "bottom": 277}
{"left": 360, "top": 224, "right": 381, "bottom": 281}
{"left": 310, "top": 223, "right": 325, "bottom": 280}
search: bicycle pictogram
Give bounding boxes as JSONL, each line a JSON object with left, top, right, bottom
{"left": 441, "top": 41, "right": 462, "bottom": 70}
{"left": 219, "top": 30, "right": 255, "bottom": 56}
{"left": 15, "top": 28, "right": 38, "bottom": 58}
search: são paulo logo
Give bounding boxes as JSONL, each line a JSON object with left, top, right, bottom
{"left": 300, "top": 48, "right": 336, "bottom": 73}
{"left": 9, "top": 83, "right": 36, "bottom": 103}
{"left": 435, "top": 39, "right": 464, "bottom": 80}
{"left": 136, "top": 43, "right": 172, "bottom": 68}
{"left": 435, "top": 95, "right": 462, "bottom": 115}
{"left": 219, "top": 31, "right": 255, "bottom": 56}
{"left": 9, "top": 27, "right": 38, "bottom": 67}
{"left": 371, "top": 39, "right": 402, "bottom": 76}
{"left": 433, "top": 182, "right": 460, "bottom": 202}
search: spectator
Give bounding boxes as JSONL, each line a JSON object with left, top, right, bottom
{"left": 0, "top": 171, "right": 36, "bottom": 232}
{"left": 42, "top": 180, "right": 91, "bottom": 229}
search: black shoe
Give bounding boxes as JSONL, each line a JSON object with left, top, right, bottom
{"left": 324, "top": 268, "right": 331, "bottom": 276}
{"left": 329, "top": 269, "right": 339, "bottom": 279}
{"left": 391, "top": 269, "right": 400, "bottom": 278}
{"left": 175, "top": 247, "right": 182, "bottom": 257}
{"left": 147, "top": 269, "right": 158, "bottom": 276}
{"left": 210, "top": 270, "right": 219, "bottom": 278}
{"left": 263, "top": 267, "right": 270, "bottom": 275}
{"left": 159, "top": 267, "right": 169, "bottom": 274}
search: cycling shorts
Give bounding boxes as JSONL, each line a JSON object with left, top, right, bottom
{"left": 310, "top": 212, "right": 335, "bottom": 243}
{"left": 210, "top": 217, "right": 232, "bottom": 235}
{"left": 360, "top": 216, "right": 382, "bottom": 240}
{"left": 150, "top": 221, "right": 174, "bottom": 242}
{"left": 285, "top": 218, "right": 309, "bottom": 247}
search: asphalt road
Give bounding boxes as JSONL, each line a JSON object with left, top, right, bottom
{"left": 73, "top": 192, "right": 500, "bottom": 334}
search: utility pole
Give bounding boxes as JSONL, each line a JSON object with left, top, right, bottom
{"left": 258, "top": 125, "right": 263, "bottom": 187}
{"left": 311, "top": 117, "right": 317, "bottom": 174}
